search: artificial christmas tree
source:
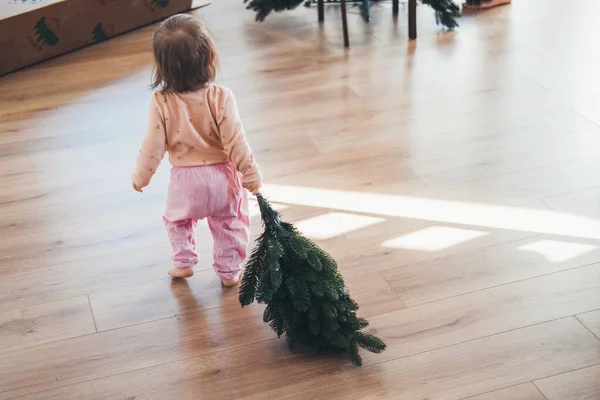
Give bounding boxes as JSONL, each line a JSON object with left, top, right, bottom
{"left": 239, "top": 194, "right": 386, "bottom": 366}
{"left": 245, "top": 0, "right": 460, "bottom": 29}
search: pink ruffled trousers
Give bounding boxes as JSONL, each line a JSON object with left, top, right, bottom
{"left": 163, "top": 163, "right": 250, "bottom": 280}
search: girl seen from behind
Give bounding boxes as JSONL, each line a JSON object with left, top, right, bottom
{"left": 132, "top": 14, "right": 261, "bottom": 286}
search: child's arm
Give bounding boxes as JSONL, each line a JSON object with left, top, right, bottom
{"left": 219, "top": 90, "right": 262, "bottom": 193}
{"left": 132, "top": 94, "right": 167, "bottom": 191}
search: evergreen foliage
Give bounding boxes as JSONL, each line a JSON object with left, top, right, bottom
{"left": 244, "top": 0, "right": 461, "bottom": 29}
{"left": 421, "top": 0, "right": 460, "bottom": 29}
{"left": 244, "top": 0, "right": 306, "bottom": 22}
{"left": 239, "top": 194, "right": 386, "bottom": 366}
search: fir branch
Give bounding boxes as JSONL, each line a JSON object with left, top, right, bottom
{"left": 420, "top": 0, "right": 461, "bottom": 29}
{"left": 355, "top": 331, "right": 387, "bottom": 353}
{"left": 238, "top": 232, "right": 268, "bottom": 306}
{"left": 347, "top": 342, "right": 363, "bottom": 366}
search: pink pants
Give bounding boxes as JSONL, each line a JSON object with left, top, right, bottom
{"left": 163, "top": 163, "right": 250, "bottom": 280}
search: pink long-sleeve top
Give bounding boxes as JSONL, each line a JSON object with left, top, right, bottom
{"left": 132, "top": 85, "right": 261, "bottom": 188}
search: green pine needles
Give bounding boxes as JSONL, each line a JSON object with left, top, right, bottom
{"left": 244, "top": 0, "right": 306, "bottom": 22}
{"left": 421, "top": 0, "right": 460, "bottom": 29}
{"left": 239, "top": 194, "right": 386, "bottom": 366}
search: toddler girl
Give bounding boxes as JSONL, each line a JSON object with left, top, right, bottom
{"left": 132, "top": 14, "right": 261, "bottom": 286}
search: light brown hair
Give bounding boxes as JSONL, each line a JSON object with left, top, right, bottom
{"left": 151, "top": 14, "right": 218, "bottom": 93}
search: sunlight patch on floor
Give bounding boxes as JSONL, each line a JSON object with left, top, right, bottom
{"left": 262, "top": 184, "right": 600, "bottom": 240}
{"left": 294, "top": 212, "right": 385, "bottom": 240}
{"left": 518, "top": 240, "right": 599, "bottom": 263}
{"left": 382, "top": 226, "right": 489, "bottom": 252}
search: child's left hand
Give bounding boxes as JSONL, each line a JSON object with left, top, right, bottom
{"left": 132, "top": 182, "right": 143, "bottom": 192}
{"left": 244, "top": 180, "right": 261, "bottom": 196}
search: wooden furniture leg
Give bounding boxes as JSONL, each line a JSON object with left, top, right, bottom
{"left": 341, "top": 0, "right": 350, "bottom": 47}
{"left": 392, "top": 0, "right": 399, "bottom": 16}
{"left": 408, "top": 0, "right": 417, "bottom": 39}
{"left": 318, "top": 0, "right": 325, "bottom": 22}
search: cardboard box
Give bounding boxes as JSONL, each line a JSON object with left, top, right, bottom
{"left": 0, "top": 0, "right": 210, "bottom": 76}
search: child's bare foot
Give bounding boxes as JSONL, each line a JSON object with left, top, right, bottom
{"left": 221, "top": 272, "right": 241, "bottom": 287}
{"left": 463, "top": 0, "right": 511, "bottom": 10}
{"left": 168, "top": 267, "right": 194, "bottom": 279}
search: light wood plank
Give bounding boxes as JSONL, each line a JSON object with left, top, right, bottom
{"left": 543, "top": 187, "right": 600, "bottom": 218}
{"left": 409, "top": 130, "right": 600, "bottom": 188}
{"left": 381, "top": 235, "right": 600, "bottom": 306}
{"left": 0, "top": 216, "right": 167, "bottom": 270}
{"left": 343, "top": 272, "right": 406, "bottom": 318}
{"left": 0, "top": 302, "right": 268, "bottom": 397}
{"left": 0, "top": 244, "right": 174, "bottom": 313}
{"left": 88, "top": 269, "right": 404, "bottom": 333}
{"left": 89, "top": 271, "right": 237, "bottom": 332}
{"left": 0, "top": 217, "right": 264, "bottom": 314}
{"left": 0, "top": 193, "right": 164, "bottom": 245}
{"left": 15, "top": 340, "right": 291, "bottom": 400}
{"left": 250, "top": 319, "right": 600, "bottom": 399}
{"left": 391, "top": 110, "right": 597, "bottom": 164}
{"left": 436, "top": 155, "right": 600, "bottom": 202}
{"left": 285, "top": 263, "right": 600, "bottom": 374}
{"left": 0, "top": 296, "right": 95, "bottom": 354}
{"left": 463, "top": 384, "right": 546, "bottom": 400}
{"left": 535, "top": 364, "right": 600, "bottom": 400}
{"left": 576, "top": 310, "right": 600, "bottom": 339}
{"left": 246, "top": 73, "right": 569, "bottom": 141}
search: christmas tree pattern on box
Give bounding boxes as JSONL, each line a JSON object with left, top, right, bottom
{"left": 92, "top": 23, "right": 115, "bottom": 43}
{"left": 143, "top": 0, "right": 169, "bottom": 11}
{"left": 28, "top": 17, "right": 60, "bottom": 51}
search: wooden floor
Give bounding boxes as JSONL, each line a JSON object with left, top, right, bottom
{"left": 2, "top": 0, "right": 600, "bottom": 398}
